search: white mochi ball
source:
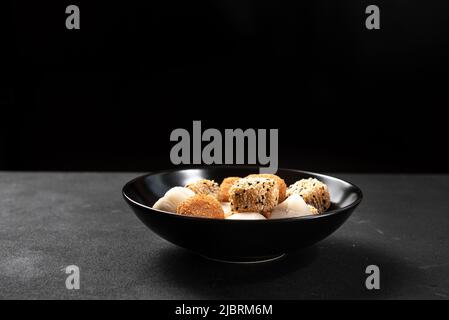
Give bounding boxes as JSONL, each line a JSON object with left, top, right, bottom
{"left": 226, "top": 212, "right": 266, "bottom": 220}
{"left": 153, "top": 187, "right": 195, "bottom": 213}
{"left": 270, "top": 194, "right": 313, "bottom": 219}
{"left": 221, "top": 202, "right": 233, "bottom": 218}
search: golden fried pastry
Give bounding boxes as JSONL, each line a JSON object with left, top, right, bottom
{"left": 218, "top": 177, "right": 241, "bottom": 202}
{"left": 186, "top": 179, "right": 220, "bottom": 198}
{"left": 176, "top": 194, "right": 225, "bottom": 219}
{"left": 247, "top": 173, "right": 287, "bottom": 203}
{"left": 229, "top": 177, "right": 279, "bottom": 216}
{"left": 287, "top": 178, "right": 330, "bottom": 213}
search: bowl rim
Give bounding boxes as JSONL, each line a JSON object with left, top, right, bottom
{"left": 122, "top": 166, "right": 363, "bottom": 223}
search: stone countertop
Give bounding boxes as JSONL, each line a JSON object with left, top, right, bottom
{"left": 1, "top": 172, "right": 448, "bottom": 299}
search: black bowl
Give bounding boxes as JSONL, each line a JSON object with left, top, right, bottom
{"left": 122, "top": 167, "right": 363, "bottom": 263}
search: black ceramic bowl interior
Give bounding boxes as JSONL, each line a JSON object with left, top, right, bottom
{"left": 123, "top": 167, "right": 363, "bottom": 263}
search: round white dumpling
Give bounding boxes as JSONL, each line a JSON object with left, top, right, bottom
{"left": 226, "top": 212, "right": 266, "bottom": 220}
{"left": 164, "top": 187, "right": 195, "bottom": 204}
{"left": 153, "top": 187, "right": 195, "bottom": 213}
{"left": 221, "top": 202, "right": 233, "bottom": 218}
{"left": 270, "top": 194, "right": 313, "bottom": 219}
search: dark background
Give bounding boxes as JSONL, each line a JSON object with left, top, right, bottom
{"left": 3, "top": 0, "right": 448, "bottom": 172}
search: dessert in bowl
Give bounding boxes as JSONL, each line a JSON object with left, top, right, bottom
{"left": 122, "top": 167, "right": 362, "bottom": 263}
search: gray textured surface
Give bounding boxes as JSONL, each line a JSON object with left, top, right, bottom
{"left": 1, "top": 172, "right": 449, "bottom": 299}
